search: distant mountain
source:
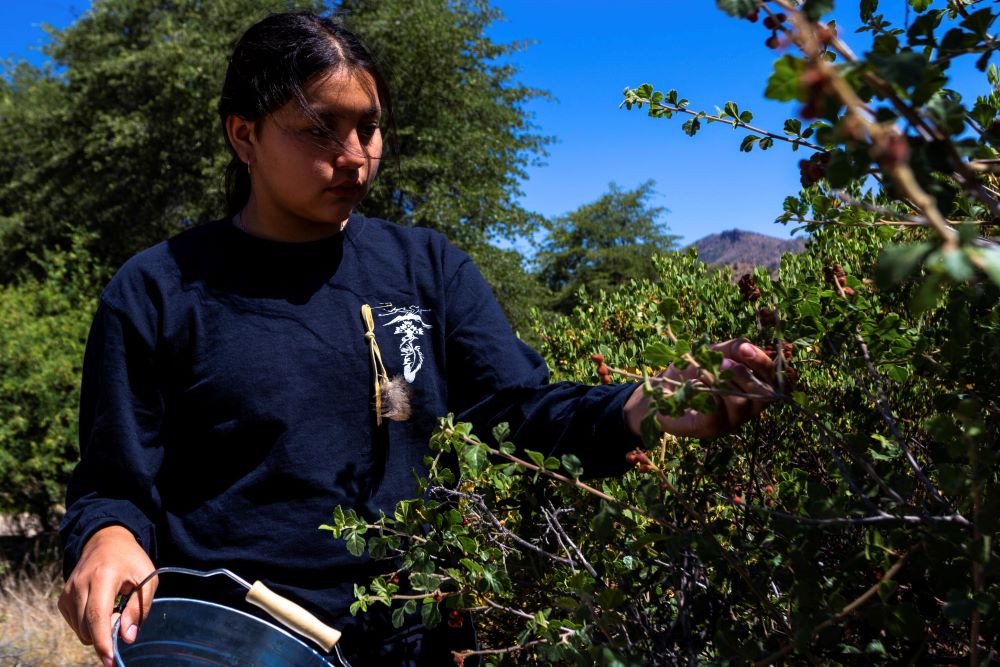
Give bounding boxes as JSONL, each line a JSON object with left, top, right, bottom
{"left": 687, "top": 229, "right": 806, "bottom": 272}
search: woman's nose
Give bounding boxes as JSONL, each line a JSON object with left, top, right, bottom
{"left": 335, "top": 131, "right": 367, "bottom": 170}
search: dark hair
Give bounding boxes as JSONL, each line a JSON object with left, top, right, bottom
{"left": 218, "top": 11, "right": 393, "bottom": 216}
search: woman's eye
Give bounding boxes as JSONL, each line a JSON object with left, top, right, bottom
{"left": 359, "top": 124, "right": 379, "bottom": 141}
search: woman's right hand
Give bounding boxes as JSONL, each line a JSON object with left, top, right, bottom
{"left": 58, "top": 525, "right": 157, "bottom": 667}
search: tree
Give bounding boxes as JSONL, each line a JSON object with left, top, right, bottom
{"left": 342, "top": 0, "right": 550, "bottom": 249}
{"left": 536, "top": 180, "right": 678, "bottom": 313}
{"left": 0, "top": 0, "right": 549, "bottom": 287}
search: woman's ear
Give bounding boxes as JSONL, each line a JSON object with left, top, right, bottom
{"left": 224, "top": 114, "right": 257, "bottom": 165}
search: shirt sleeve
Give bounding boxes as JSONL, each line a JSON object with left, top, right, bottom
{"left": 444, "top": 258, "right": 641, "bottom": 478}
{"left": 59, "top": 299, "right": 164, "bottom": 578}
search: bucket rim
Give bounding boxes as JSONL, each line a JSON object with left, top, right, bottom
{"left": 112, "top": 596, "right": 333, "bottom": 666}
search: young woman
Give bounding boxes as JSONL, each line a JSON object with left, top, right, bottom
{"left": 57, "top": 11, "right": 776, "bottom": 666}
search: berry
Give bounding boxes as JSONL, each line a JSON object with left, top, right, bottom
{"left": 448, "top": 609, "right": 464, "bottom": 628}
{"left": 625, "top": 449, "right": 650, "bottom": 465}
{"left": 597, "top": 364, "right": 609, "bottom": 376}
{"left": 391, "top": 575, "right": 400, "bottom": 584}
{"left": 433, "top": 592, "right": 444, "bottom": 602}
{"left": 766, "top": 485, "right": 774, "bottom": 494}
{"left": 823, "top": 264, "right": 846, "bottom": 287}
{"left": 590, "top": 353, "right": 605, "bottom": 364}
{"left": 757, "top": 307, "right": 777, "bottom": 328}
{"left": 745, "top": 8, "right": 759, "bottom": 22}
{"left": 733, "top": 494, "right": 744, "bottom": 504}
{"left": 462, "top": 516, "right": 470, "bottom": 526}
{"left": 738, "top": 274, "right": 761, "bottom": 302}
{"left": 765, "top": 34, "right": 780, "bottom": 49}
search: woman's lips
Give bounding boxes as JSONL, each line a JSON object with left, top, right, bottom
{"left": 326, "top": 183, "right": 364, "bottom": 197}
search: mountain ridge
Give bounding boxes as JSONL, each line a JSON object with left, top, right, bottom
{"left": 686, "top": 228, "right": 806, "bottom": 272}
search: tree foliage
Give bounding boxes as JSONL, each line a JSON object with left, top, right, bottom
{"left": 536, "top": 181, "right": 678, "bottom": 313}
{"left": 328, "top": 2, "right": 1000, "bottom": 664}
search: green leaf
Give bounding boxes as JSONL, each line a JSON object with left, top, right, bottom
{"left": 525, "top": 449, "right": 546, "bottom": 468}
{"left": 716, "top": 0, "right": 758, "bottom": 18}
{"left": 860, "top": 0, "right": 879, "bottom": 22}
{"left": 561, "top": 454, "right": 583, "bottom": 479}
{"left": 724, "top": 101, "right": 739, "bottom": 118}
{"left": 875, "top": 242, "right": 934, "bottom": 287}
{"left": 644, "top": 341, "right": 674, "bottom": 368}
{"left": 765, "top": 56, "right": 807, "bottom": 102}
{"left": 740, "top": 135, "right": 759, "bottom": 152}
{"left": 973, "top": 245, "right": 1000, "bottom": 287}
{"left": 942, "top": 249, "right": 974, "bottom": 282}
{"left": 907, "top": 0, "right": 931, "bottom": 11}
{"left": 802, "top": 0, "right": 834, "bottom": 21}
{"left": 759, "top": 137, "right": 774, "bottom": 150}
{"left": 682, "top": 117, "right": 701, "bottom": 136}
{"left": 345, "top": 534, "right": 366, "bottom": 558}
{"left": 391, "top": 605, "right": 407, "bottom": 628}
{"left": 421, "top": 600, "right": 442, "bottom": 628}
{"left": 869, "top": 51, "right": 927, "bottom": 89}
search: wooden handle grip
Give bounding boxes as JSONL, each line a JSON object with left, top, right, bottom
{"left": 245, "top": 581, "right": 342, "bottom": 652}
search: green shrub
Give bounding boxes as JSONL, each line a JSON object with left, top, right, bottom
{"left": 326, "top": 2, "right": 1000, "bottom": 664}
{"left": 0, "top": 238, "right": 106, "bottom": 529}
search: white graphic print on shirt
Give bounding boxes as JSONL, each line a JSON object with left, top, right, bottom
{"left": 377, "top": 303, "right": 432, "bottom": 383}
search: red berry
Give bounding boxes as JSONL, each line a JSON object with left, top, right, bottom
{"left": 765, "top": 34, "right": 780, "bottom": 49}
{"left": 590, "top": 353, "right": 605, "bottom": 364}
{"left": 757, "top": 307, "right": 777, "bottom": 328}
{"left": 746, "top": 8, "right": 759, "bottom": 22}
{"left": 391, "top": 575, "right": 399, "bottom": 584}
{"left": 600, "top": 374, "right": 612, "bottom": 385}
{"left": 625, "top": 449, "right": 650, "bottom": 465}
{"left": 733, "top": 494, "right": 744, "bottom": 504}
{"left": 766, "top": 485, "right": 774, "bottom": 494}
{"left": 434, "top": 592, "right": 443, "bottom": 602}
{"left": 597, "top": 364, "right": 609, "bottom": 376}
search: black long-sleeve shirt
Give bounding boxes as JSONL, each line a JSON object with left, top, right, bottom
{"left": 60, "top": 215, "right": 638, "bottom": 637}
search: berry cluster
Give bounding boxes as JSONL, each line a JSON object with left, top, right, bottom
{"left": 762, "top": 340, "right": 794, "bottom": 362}
{"left": 799, "top": 67, "right": 833, "bottom": 119}
{"left": 799, "top": 152, "right": 830, "bottom": 187}
{"left": 590, "top": 353, "right": 612, "bottom": 384}
{"left": 757, "top": 307, "right": 777, "bottom": 329}
{"left": 823, "top": 264, "right": 856, "bottom": 296}
{"left": 625, "top": 448, "right": 654, "bottom": 473}
{"left": 763, "top": 12, "right": 787, "bottom": 49}
{"left": 737, "top": 273, "right": 761, "bottom": 302}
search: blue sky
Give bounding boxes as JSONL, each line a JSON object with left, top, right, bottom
{"left": 1, "top": 1, "right": 993, "bottom": 245}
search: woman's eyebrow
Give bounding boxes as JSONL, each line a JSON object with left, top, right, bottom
{"left": 309, "top": 106, "right": 381, "bottom": 121}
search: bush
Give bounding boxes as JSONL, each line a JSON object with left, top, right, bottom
{"left": 0, "top": 238, "right": 106, "bottom": 529}
{"left": 326, "top": 2, "right": 1000, "bottom": 664}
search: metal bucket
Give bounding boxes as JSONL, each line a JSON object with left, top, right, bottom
{"left": 113, "top": 597, "right": 335, "bottom": 666}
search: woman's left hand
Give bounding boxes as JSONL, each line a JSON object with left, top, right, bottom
{"left": 623, "top": 338, "right": 777, "bottom": 440}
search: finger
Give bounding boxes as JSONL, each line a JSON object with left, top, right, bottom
{"left": 84, "top": 577, "right": 117, "bottom": 666}
{"left": 120, "top": 575, "right": 158, "bottom": 645}
{"left": 658, "top": 407, "right": 727, "bottom": 439}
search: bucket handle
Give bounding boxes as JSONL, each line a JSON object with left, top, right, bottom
{"left": 116, "top": 567, "right": 343, "bottom": 652}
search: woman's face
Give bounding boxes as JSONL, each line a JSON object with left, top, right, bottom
{"left": 240, "top": 67, "right": 383, "bottom": 240}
